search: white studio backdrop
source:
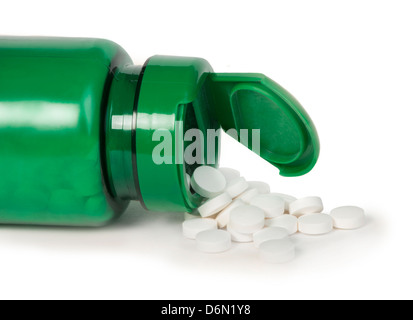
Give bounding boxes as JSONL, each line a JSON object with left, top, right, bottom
{"left": 0, "top": 0, "right": 411, "bottom": 299}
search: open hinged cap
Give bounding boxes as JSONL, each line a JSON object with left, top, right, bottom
{"left": 136, "top": 55, "right": 218, "bottom": 212}
{"left": 136, "top": 56, "right": 320, "bottom": 213}
{"left": 205, "top": 73, "right": 320, "bottom": 177}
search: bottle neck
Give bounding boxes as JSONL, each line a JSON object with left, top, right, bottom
{"left": 104, "top": 64, "right": 144, "bottom": 201}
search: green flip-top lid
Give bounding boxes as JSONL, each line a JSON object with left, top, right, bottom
{"left": 136, "top": 56, "right": 320, "bottom": 212}
{"left": 206, "top": 73, "right": 320, "bottom": 177}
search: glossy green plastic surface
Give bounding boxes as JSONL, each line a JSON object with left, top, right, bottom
{"left": 206, "top": 73, "right": 320, "bottom": 176}
{"left": 0, "top": 37, "right": 130, "bottom": 226}
{"left": 137, "top": 55, "right": 218, "bottom": 212}
{"left": 105, "top": 64, "right": 142, "bottom": 201}
{"left": 0, "top": 36, "right": 320, "bottom": 225}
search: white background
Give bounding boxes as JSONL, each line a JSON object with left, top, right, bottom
{"left": 1, "top": 0, "right": 412, "bottom": 300}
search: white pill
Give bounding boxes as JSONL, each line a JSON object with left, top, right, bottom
{"left": 229, "top": 204, "right": 265, "bottom": 234}
{"left": 289, "top": 196, "right": 324, "bottom": 216}
{"left": 236, "top": 188, "right": 260, "bottom": 203}
{"left": 215, "top": 199, "right": 245, "bottom": 228}
{"left": 218, "top": 167, "right": 241, "bottom": 183}
{"left": 250, "top": 194, "right": 285, "bottom": 218}
{"left": 226, "top": 225, "right": 253, "bottom": 243}
{"left": 298, "top": 213, "right": 333, "bottom": 235}
{"left": 265, "top": 214, "right": 298, "bottom": 235}
{"left": 247, "top": 181, "right": 271, "bottom": 194}
{"left": 224, "top": 176, "right": 249, "bottom": 198}
{"left": 182, "top": 218, "right": 217, "bottom": 239}
{"left": 197, "top": 192, "right": 232, "bottom": 218}
{"left": 330, "top": 206, "right": 366, "bottom": 230}
{"left": 253, "top": 227, "right": 289, "bottom": 248}
{"left": 271, "top": 193, "right": 297, "bottom": 212}
{"left": 184, "top": 211, "right": 200, "bottom": 220}
{"left": 196, "top": 229, "right": 232, "bottom": 253}
{"left": 190, "top": 166, "right": 226, "bottom": 198}
{"left": 259, "top": 238, "right": 296, "bottom": 264}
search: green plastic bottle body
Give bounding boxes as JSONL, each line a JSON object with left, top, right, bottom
{"left": 0, "top": 37, "right": 132, "bottom": 226}
{"left": 0, "top": 37, "right": 320, "bottom": 227}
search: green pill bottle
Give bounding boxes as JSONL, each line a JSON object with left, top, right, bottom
{"left": 0, "top": 36, "right": 320, "bottom": 227}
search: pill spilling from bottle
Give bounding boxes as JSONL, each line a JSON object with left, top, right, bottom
{"left": 183, "top": 166, "right": 366, "bottom": 264}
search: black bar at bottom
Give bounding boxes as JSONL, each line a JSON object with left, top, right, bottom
{"left": 128, "top": 301, "right": 276, "bottom": 319}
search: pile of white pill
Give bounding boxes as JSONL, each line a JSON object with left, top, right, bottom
{"left": 182, "top": 166, "right": 366, "bottom": 264}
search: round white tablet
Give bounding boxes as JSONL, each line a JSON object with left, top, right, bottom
{"left": 218, "top": 167, "right": 240, "bottom": 183}
{"left": 236, "top": 188, "right": 260, "bottom": 203}
{"left": 225, "top": 177, "right": 249, "bottom": 198}
{"left": 182, "top": 218, "right": 217, "bottom": 239}
{"left": 271, "top": 193, "right": 297, "bottom": 213}
{"left": 247, "top": 181, "right": 271, "bottom": 194}
{"left": 249, "top": 194, "right": 285, "bottom": 218}
{"left": 197, "top": 192, "right": 232, "bottom": 218}
{"left": 298, "top": 213, "right": 333, "bottom": 235}
{"left": 330, "top": 206, "right": 366, "bottom": 230}
{"left": 253, "top": 227, "right": 289, "bottom": 248}
{"left": 259, "top": 238, "right": 295, "bottom": 264}
{"left": 289, "top": 196, "right": 324, "bottom": 216}
{"left": 265, "top": 214, "right": 298, "bottom": 235}
{"left": 190, "top": 166, "right": 226, "bottom": 198}
{"left": 215, "top": 199, "right": 244, "bottom": 228}
{"left": 229, "top": 204, "right": 265, "bottom": 234}
{"left": 226, "top": 225, "right": 253, "bottom": 243}
{"left": 196, "top": 229, "right": 232, "bottom": 253}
